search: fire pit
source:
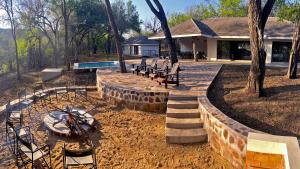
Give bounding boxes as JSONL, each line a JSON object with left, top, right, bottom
{"left": 44, "top": 108, "right": 94, "bottom": 136}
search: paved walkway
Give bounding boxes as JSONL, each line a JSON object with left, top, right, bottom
{"left": 104, "top": 60, "right": 222, "bottom": 97}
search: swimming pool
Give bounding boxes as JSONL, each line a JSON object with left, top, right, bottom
{"left": 73, "top": 61, "right": 119, "bottom": 70}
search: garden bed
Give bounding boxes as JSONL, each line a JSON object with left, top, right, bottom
{"left": 208, "top": 64, "right": 300, "bottom": 137}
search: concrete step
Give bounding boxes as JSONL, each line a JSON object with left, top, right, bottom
{"left": 166, "top": 127, "right": 208, "bottom": 144}
{"left": 167, "top": 100, "right": 198, "bottom": 109}
{"left": 166, "top": 117, "right": 203, "bottom": 129}
{"left": 167, "top": 108, "right": 200, "bottom": 118}
{"left": 168, "top": 95, "right": 198, "bottom": 101}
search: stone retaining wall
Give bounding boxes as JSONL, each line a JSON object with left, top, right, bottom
{"left": 198, "top": 66, "right": 260, "bottom": 169}
{"left": 97, "top": 80, "right": 169, "bottom": 113}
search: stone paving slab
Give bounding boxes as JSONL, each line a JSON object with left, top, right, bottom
{"left": 97, "top": 60, "right": 222, "bottom": 97}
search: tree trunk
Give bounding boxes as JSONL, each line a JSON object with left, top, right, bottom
{"left": 287, "top": 22, "right": 300, "bottom": 79}
{"left": 12, "top": 31, "right": 20, "bottom": 80}
{"left": 145, "top": 0, "right": 178, "bottom": 65}
{"left": 38, "top": 36, "right": 42, "bottom": 69}
{"left": 246, "top": 0, "right": 275, "bottom": 96}
{"left": 104, "top": 0, "right": 127, "bottom": 73}
{"left": 161, "top": 21, "right": 178, "bottom": 65}
{"left": 62, "top": 0, "right": 70, "bottom": 70}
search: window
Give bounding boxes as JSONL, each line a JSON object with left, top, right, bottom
{"left": 217, "top": 41, "right": 251, "bottom": 60}
{"left": 134, "top": 46, "right": 139, "bottom": 55}
{"left": 272, "top": 42, "right": 292, "bottom": 62}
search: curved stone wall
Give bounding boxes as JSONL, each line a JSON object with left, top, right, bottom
{"left": 97, "top": 80, "right": 169, "bottom": 113}
{"left": 198, "top": 66, "right": 260, "bottom": 169}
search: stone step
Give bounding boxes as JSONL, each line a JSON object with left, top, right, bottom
{"left": 167, "top": 100, "right": 198, "bottom": 109}
{"left": 168, "top": 95, "right": 198, "bottom": 101}
{"left": 166, "top": 117, "right": 203, "bottom": 129}
{"left": 165, "top": 127, "right": 208, "bottom": 144}
{"left": 167, "top": 108, "right": 200, "bottom": 118}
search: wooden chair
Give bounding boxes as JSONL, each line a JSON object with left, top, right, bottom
{"left": 74, "top": 79, "right": 88, "bottom": 99}
{"left": 149, "top": 59, "right": 169, "bottom": 80}
{"left": 157, "top": 62, "right": 180, "bottom": 88}
{"left": 33, "top": 84, "right": 50, "bottom": 104}
{"left": 140, "top": 58, "right": 158, "bottom": 77}
{"left": 16, "top": 132, "right": 52, "bottom": 169}
{"left": 63, "top": 141, "right": 97, "bottom": 169}
{"left": 130, "top": 58, "right": 147, "bottom": 75}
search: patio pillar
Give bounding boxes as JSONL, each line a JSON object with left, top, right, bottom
{"left": 192, "top": 38, "right": 198, "bottom": 62}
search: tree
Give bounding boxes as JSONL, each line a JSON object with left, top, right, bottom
{"left": 104, "top": 0, "right": 126, "bottom": 73}
{"left": 145, "top": 0, "right": 178, "bottom": 65}
{"left": 0, "top": 0, "right": 21, "bottom": 80}
{"left": 277, "top": 1, "right": 300, "bottom": 79}
{"left": 59, "top": 0, "right": 74, "bottom": 70}
{"left": 72, "top": 0, "right": 108, "bottom": 57}
{"left": 188, "top": 3, "right": 219, "bottom": 20}
{"left": 144, "top": 17, "right": 161, "bottom": 34}
{"left": 220, "top": 0, "right": 248, "bottom": 17}
{"left": 168, "top": 13, "right": 191, "bottom": 27}
{"left": 246, "top": 0, "right": 275, "bottom": 96}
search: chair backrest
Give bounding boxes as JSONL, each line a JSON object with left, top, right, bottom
{"left": 140, "top": 58, "right": 147, "bottom": 67}
{"left": 170, "top": 63, "right": 180, "bottom": 75}
{"left": 150, "top": 59, "right": 158, "bottom": 68}
{"left": 161, "top": 59, "right": 169, "bottom": 71}
{"left": 64, "top": 146, "right": 93, "bottom": 157}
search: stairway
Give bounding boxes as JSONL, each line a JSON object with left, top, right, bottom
{"left": 165, "top": 95, "right": 208, "bottom": 144}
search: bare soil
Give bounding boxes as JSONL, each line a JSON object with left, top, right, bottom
{"left": 0, "top": 71, "right": 233, "bottom": 168}
{"left": 0, "top": 92, "right": 233, "bottom": 169}
{"left": 208, "top": 65, "right": 300, "bottom": 137}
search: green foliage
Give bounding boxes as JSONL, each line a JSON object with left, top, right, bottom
{"left": 112, "top": 0, "right": 141, "bottom": 34}
{"left": 168, "top": 13, "right": 192, "bottom": 27}
{"left": 277, "top": 0, "right": 300, "bottom": 23}
{"left": 168, "top": 0, "right": 247, "bottom": 27}
{"left": 188, "top": 4, "right": 219, "bottom": 20}
{"left": 219, "top": 0, "right": 248, "bottom": 17}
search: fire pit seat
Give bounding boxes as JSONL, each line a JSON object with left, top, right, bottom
{"left": 43, "top": 108, "right": 94, "bottom": 136}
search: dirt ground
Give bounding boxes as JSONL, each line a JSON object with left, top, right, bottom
{"left": 208, "top": 65, "right": 300, "bottom": 137}
{"left": 0, "top": 92, "right": 233, "bottom": 169}
{"left": 0, "top": 71, "right": 95, "bottom": 106}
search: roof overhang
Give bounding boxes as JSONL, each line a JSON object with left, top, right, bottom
{"left": 122, "top": 43, "right": 159, "bottom": 46}
{"left": 149, "top": 33, "right": 213, "bottom": 40}
{"left": 149, "top": 34, "right": 292, "bottom": 41}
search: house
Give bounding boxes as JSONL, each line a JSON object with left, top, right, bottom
{"left": 123, "top": 36, "right": 159, "bottom": 57}
{"left": 149, "top": 17, "right": 294, "bottom": 63}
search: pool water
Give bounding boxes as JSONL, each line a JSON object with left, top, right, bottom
{"left": 74, "top": 61, "right": 119, "bottom": 69}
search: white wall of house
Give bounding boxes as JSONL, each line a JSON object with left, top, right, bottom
{"left": 123, "top": 45, "right": 159, "bottom": 57}
{"left": 207, "top": 39, "right": 218, "bottom": 61}
{"left": 265, "top": 40, "right": 273, "bottom": 63}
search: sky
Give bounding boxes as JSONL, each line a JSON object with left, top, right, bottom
{"left": 0, "top": 0, "right": 204, "bottom": 28}
{"left": 128, "top": 0, "right": 202, "bottom": 22}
